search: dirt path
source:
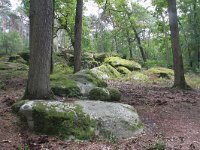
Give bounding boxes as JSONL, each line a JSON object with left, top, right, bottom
{"left": 0, "top": 79, "right": 199, "bottom": 150}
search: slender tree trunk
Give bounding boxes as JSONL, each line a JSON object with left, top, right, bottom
{"left": 132, "top": 26, "right": 147, "bottom": 62}
{"left": 167, "top": 0, "right": 188, "bottom": 89}
{"left": 74, "top": 0, "right": 83, "bottom": 73}
{"left": 50, "top": 0, "right": 55, "bottom": 74}
{"left": 161, "top": 14, "right": 170, "bottom": 67}
{"left": 24, "top": 0, "right": 53, "bottom": 99}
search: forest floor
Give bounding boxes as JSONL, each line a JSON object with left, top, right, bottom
{"left": 0, "top": 78, "right": 200, "bottom": 150}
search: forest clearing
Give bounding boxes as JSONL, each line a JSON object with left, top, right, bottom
{"left": 0, "top": 0, "right": 200, "bottom": 150}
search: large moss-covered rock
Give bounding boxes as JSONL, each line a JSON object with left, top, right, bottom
{"left": 19, "top": 100, "right": 143, "bottom": 140}
{"left": 19, "top": 101, "right": 96, "bottom": 139}
{"left": 51, "top": 69, "right": 107, "bottom": 97}
{"left": 91, "top": 64, "right": 121, "bottom": 79}
{"left": 105, "top": 57, "right": 141, "bottom": 70}
{"left": 89, "top": 87, "right": 110, "bottom": 101}
{"left": 70, "top": 70, "right": 107, "bottom": 96}
{"left": 145, "top": 67, "right": 174, "bottom": 79}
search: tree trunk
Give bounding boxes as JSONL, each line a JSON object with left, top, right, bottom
{"left": 167, "top": 0, "right": 188, "bottom": 89}
{"left": 74, "top": 0, "right": 83, "bottom": 73}
{"left": 24, "top": 0, "right": 53, "bottom": 99}
{"left": 161, "top": 14, "right": 170, "bottom": 67}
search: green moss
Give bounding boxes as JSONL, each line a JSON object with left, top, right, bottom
{"left": 145, "top": 67, "right": 174, "bottom": 79}
{"left": 73, "top": 70, "right": 107, "bottom": 87}
{"left": 105, "top": 57, "right": 141, "bottom": 70}
{"left": 12, "top": 100, "right": 28, "bottom": 113}
{"left": 107, "top": 88, "right": 121, "bottom": 101}
{"left": 99, "top": 64, "right": 121, "bottom": 78}
{"left": 116, "top": 66, "right": 131, "bottom": 74}
{"left": 51, "top": 74, "right": 81, "bottom": 97}
{"left": 89, "top": 87, "right": 110, "bottom": 101}
{"left": 93, "top": 53, "right": 107, "bottom": 63}
{"left": 124, "top": 71, "right": 149, "bottom": 82}
{"left": 130, "top": 121, "right": 144, "bottom": 131}
{"left": 0, "top": 61, "right": 28, "bottom": 71}
{"left": 53, "top": 63, "right": 73, "bottom": 74}
{"left": 32, "top": 102, "right": 96, "bottom": 139}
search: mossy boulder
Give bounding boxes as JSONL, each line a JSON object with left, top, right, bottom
{"left": 145, "top": 67, "right": 174, "bottom": 79}
{"left": 93, "top": 53, "right": 107, "bottom": 63}
{"left": 91, "top": 64, "right": 121, "bottom": 79}
{"left": 51, "top": 69, "right": 107, "bottom": 97}
{"left": 107, "top": 88, "right": 121, "bottom": 101}
{"left": 125, "top": 72, "right": 149, "bottom": 81}
{"left": 116, "top": 66, "right": 131, "bottom": 74}
{"left": 19, "top": 101, "right": 96, "bottom": 139}
{"left": 105, "top": 57, "right": 141, "bottom": 71}
{"left": 19, "top": 100, "right": 143, "bottom": 140}
{"left": 89, "top": 87, "right": 110, "bottom": 101}
{"left": 89, "top": 87, "right": 121, "bottom": 102}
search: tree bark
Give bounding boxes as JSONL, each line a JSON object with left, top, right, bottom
{"left": 167, "top": 0, "right": 188, "bottom": 89}
{"left": 24, "top": 0, "right": 53, "bottom": 99}
{"left": 74, "top": 0, "right": 83, "bottom": 73}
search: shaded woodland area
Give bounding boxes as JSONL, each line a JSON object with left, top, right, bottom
{"left": 0, "top": 0, "right": 200, "bottom": 150}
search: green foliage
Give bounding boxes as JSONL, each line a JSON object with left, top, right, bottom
{"left": 0, "top": 31, "right": 24, "bottom": 54}
{"left": 32, "top": 102, "right": 96, "bottom": 139}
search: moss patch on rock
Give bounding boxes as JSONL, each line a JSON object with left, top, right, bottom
{"left": 91, "top": 64, "right": 121, "bottom": 79}
{"left": 145, "top": 67, "right": 174, "bottom": 79}
{"left": 51, "top": 74, "right": 81, "bottom": 97}
{"left": 20, "top": 101, "right": 96, "bottom": 140}
{"left": 93, "top": 53, "right": 107, "bottom": 63}
{"left": 126, "top": 71, "right": 149, "bottom": 82}
{"left": 105, "top": 57, "right": 141, "bottom": 70}
{"left": 107, "top": 88, "right": 121, "bottom": 101}
{"left": 116, "top": 66, "right": 131, "bottom": 74}
{"left": 89, "top": 87, "right": 110, "bottom": 101}
{"left": 12, "top": 100, "right": 28, "bottom": 113}
{"left": 72, "top": 70, "right": 107, "bottom": 87}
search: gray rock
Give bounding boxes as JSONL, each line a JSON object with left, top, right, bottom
{"left": 75, "top": 100, "right": 143, "bottom": 139}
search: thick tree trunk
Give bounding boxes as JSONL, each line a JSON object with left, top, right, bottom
{"left": 74, "top": 0, "right": 83, "bottom": 73}
{"left": 167, "top": 0, "right": 188, "bottom": 89}
{"left": 24, "top": 0, "right": 53, "bottom": 99}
